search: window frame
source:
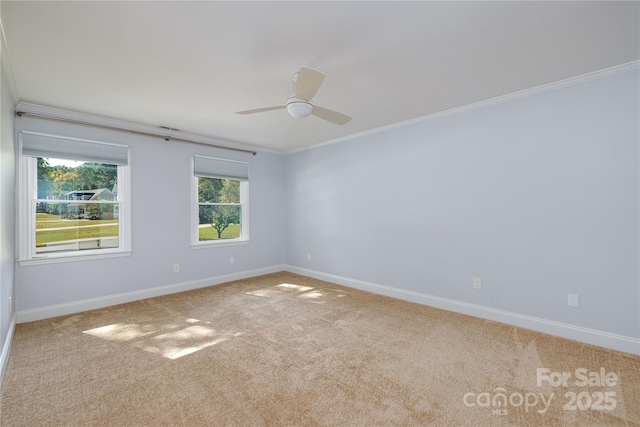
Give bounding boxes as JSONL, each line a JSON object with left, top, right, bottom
{"left": 191, "top": 155, "right": 249, "bottom": 248}
{"left": 17, "top": 132, "right": 131, "bottom": 265}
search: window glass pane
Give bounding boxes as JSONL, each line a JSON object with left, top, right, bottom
{"left": 35, "top": 201, "right": 119, "bottom": 254}
{"left": 198, "top": 205, "right": 241, "bottom": 241}
{"left": 219, "top": 179, "right": 240, "bottom": 203}
{"left": 198, "top": 177, "right": 239, "bottom": 203}
{"left": 198, "top": 176, "right": 222, "bottom": 203}
{"left": 37, "top": 157, "right": 118, "bottom": 200}
{"left": 35, "top": 157, "right": 120, "bottom": 255}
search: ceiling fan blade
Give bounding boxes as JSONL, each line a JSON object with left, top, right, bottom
{"left": 236, "top": 105, "right": 285, "bottom": 115}
{"left": 312, "top": 106, "right": 352, "bottom": 125}
{"left": 295, "top": 67, "right": 325, "bottom": 101}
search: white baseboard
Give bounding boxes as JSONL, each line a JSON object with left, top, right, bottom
{"left": 0, "top": 314, "right": 16, "bottom": 386}
{"left": 16, "top": 265, "right": 286, "bottom": 323}
{"left": 14, "top": 264, "right": 639, "bottom": 356}
{"left": 285, "top": 265, "right": 640, "bottom": 356}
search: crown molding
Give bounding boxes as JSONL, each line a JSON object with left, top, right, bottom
{"left": 287, "top": 60, "right": 640, "bottom": 155}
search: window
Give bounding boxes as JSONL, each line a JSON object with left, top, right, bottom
{"left": 193, "top": 156, "right": 249, "bottom": 246}
{"left": 18, "top": 132, "right": 130, "bottom": 264}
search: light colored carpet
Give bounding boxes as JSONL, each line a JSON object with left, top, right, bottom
{"left": 1, "top": 272, "right": 638, "bottom": 426}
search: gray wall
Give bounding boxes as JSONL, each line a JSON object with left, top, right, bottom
{"left": 14, "top": 117, "right": 286, "bottom": 313}
{"left": 0, "top": 51, "right": 16, "bottom": 373}
{"left": 286, "top": 68, "right": 640, "bottom": 339}
{"left": 7, "top": 65, "right": 640, "bottom": 352}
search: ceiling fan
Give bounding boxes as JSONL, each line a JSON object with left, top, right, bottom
{"left": 236, "top": 67, "right": 351, "bottom": 125}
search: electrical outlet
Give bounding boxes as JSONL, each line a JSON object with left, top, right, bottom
{"left": 568, "top": 294, "right": 579, "bottom": 307}
{"left": 473, "top": 277, "right": 482, "bottom": 290}
{"left": 307, "top": 253, "right": 312, "bottom": 261}
{"left": 230, "top": 257, "right": 235, "bottom": 265}
{"left": 8, "top": 297, "right": 12, "bottom": 312}
{"left": 173, "top": 263, "right": 180, "bottom": 273}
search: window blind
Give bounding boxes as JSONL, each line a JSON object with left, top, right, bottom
{"left": 21, "top": 131, "right": 129, "bottom": 166}
{"left": 194, "top": 156, "right": 249, "bottom": 181}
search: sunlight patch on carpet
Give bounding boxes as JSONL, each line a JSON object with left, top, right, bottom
{"left": 133, "top": 325, "right": 239, "bottom": 360}
{"left": 84, "top": 319, "right": 244, "bottom": 360}
{"left": 277, "top": 283, "right": 314, "bottom": 291}
{"left": 245, "top": 283, "right": 347, "bottom": 302}
{"left": 83, "top": 323, "right": 157, "bottom": 341}
{"left": 299, "top": 290, "right": 324, "bottom": 299}
{"left": 133, "top": 325, "right": 242, "bottom": 360}
{"left": 246, "top": 282, "right": 314, "bottom": 297}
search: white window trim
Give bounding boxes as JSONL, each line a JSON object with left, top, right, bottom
{"left": 191, "top": 156, "right": 249, "bottom": 248}
{"left": 17, "top": 137, "right": 131, "bottom": 266}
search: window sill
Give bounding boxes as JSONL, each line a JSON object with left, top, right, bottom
{"left": 18, "top": 250, "right": 132, "bottom": 266}
{"left": 191, "top": 240, "right": 250, "bottom": 249}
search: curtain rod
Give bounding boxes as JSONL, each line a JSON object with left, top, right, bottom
{"left": 15, "top": 111, "right": 257, "bottom": 156}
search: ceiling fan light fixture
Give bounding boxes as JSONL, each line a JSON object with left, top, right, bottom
{"left": 286, "top": 97, "right": 313, "bottom": 118}
{"left": 237, "top": 68, "right": 350, "bottom": 125}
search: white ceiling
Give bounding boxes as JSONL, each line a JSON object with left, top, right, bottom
{"left": 2, "top": 1, "right": 638, "bottom": 153}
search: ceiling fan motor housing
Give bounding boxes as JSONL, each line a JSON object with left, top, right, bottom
{"left": 286, "top": 97, "right": 313, "bottom": 118}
